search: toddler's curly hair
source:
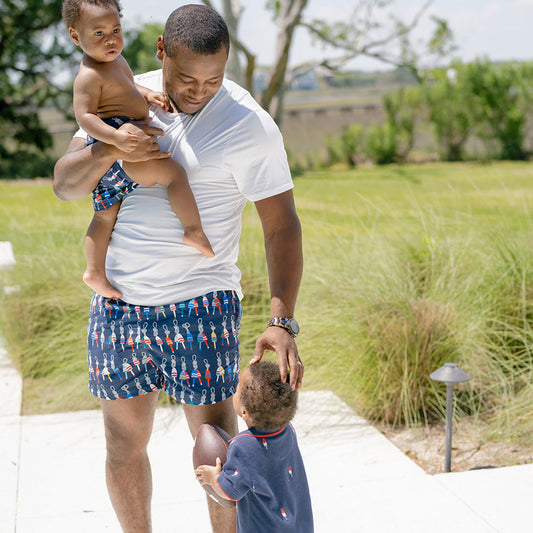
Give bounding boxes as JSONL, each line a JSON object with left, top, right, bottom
{"left": 62, "top": 0, "right": 122, "bottom": 29}
{"left": 240, "top": 361, "right": 298, "bottom": 432}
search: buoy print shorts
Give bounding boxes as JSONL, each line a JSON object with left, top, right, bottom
{"left": 85, "top": 117, "right": 138, "bottom": 212}
{"left": 87, "top": 291, "right": 242, "bottom": 405}
{"left": 91, "top": 161, "right": 138, "bottom": 212}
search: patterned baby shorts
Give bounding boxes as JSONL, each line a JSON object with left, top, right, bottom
{"left": 85, "top": 116, "right": 138, "bottom": 212}
{"left": 87, "top": 290, "right": 242, "bottom": 405}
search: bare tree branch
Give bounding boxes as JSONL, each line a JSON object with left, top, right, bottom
{"left": 201, "top": 0, "right": 447, "bottom": 125}
{"left": 300, "top": 0, "right": 432, "bottom": 58}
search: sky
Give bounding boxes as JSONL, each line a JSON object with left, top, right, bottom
{"left": 121, "top": 0, "right": 533, "bottom": 71}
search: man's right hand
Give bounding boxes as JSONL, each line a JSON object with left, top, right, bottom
{"left": 53, "top": 119, "right": 171, "bottom": 201}
{"left": 115, "top": 119, "right": 171, "bottom": 163}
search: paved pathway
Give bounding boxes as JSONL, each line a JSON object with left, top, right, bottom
{"left": 1, "top": 339, "right": 532, "bottom": 532}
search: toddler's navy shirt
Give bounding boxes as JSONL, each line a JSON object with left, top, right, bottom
{"left": 217, "top": 424, "right": 314, "bottom": 532}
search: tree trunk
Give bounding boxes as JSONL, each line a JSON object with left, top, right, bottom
{"left": 260, "top": 0, "right": 309, "bottom": 126}
{"left": 221, "top": 0, "right": 244, "bottom": 86}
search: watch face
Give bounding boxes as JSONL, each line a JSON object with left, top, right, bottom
{"left": 287, "top": 318, "right": 299, "bottom": 335}
{"left": 267, "top": 317, "right": 299, "bottom": 337}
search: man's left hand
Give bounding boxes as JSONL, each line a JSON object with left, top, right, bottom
{"left": 250, "top": 327, "right": 303, "bottom": 390}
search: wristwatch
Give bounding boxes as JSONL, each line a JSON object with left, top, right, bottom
{"left": 267, "top": 317, "right": 300, "bottom": 338}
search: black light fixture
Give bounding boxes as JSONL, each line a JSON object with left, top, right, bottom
{"left": 430, "top": 363, "right": 471, "bottom": 472}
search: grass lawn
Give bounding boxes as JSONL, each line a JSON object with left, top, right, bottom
{"left": 1, "top": 162, "right": 533, "bottom": 447}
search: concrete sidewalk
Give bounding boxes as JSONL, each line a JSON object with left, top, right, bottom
{"left": 1, "top": 342, "right": 532, "bottom": 532}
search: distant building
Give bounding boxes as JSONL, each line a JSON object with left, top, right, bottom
{"left": 253, "top": 67, "right": 321, "bottom": 93}
{"left": 289, "top": 70, "right": 319, "bottom": 91}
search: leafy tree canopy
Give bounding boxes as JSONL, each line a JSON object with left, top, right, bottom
{"left": 123, "top": 24, "right": 164, "bottom": 75}
{"left": 0, "top": 0, "right": 74, "bottom": 177}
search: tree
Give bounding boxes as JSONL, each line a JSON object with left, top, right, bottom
{"left": 382, "top": 87, "right": 422, "bottom": 163}
{"left": 259, "top": 0, "right": 309, "bottom": 125}
{"left": 422, "top": 63, "right": 475, "bottom": 161}
{"left": 203, "top": 0, "right": 256, "bottom": 90}
{"left": 123, "top": 24, "right": 165, "bottom": 75}
{"left": 464, "top": 59, "right": 530, "bottom": 161}
{"left": 0, "top": 0, "right": 74, "bottom": 178}
{"left": 203, "top": 0, "right": 453, "bottom": 125}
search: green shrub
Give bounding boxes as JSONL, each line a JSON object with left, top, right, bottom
{"left": 464, "top": 59, "right": 531, "bottom": 161}
{"left": 364, "top": 123, "right": 399, "bottom": 164}
{"left": 422, "top": 63, "right": 474, "bottom": 162}
{"left": 326, "top": 124, "right": 363, "bottom": 167}
{"left": 0, "top": 150, "right": 55, "bottom": 179}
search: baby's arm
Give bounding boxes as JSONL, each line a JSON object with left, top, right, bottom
{"left": 195, "top": 458, "right": 232, "bottom": 501}
{"left": 73, "top": 69, "right": 139, "bottom": 152}
{"left": 136, "top": 84, "right": 171, "bottom": 112}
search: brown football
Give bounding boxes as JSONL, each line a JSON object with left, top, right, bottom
{"left": 193, "top": 423, "right": 235, "bottom": 508}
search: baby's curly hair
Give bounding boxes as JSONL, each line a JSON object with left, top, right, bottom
{"left": 240, "top": 361, "right": 298, "bottom": 432}
{"left": 62, "top": 0, "right": 122, "bottom": 29}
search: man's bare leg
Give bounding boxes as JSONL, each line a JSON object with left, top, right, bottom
{"left": 184, "top": 398, "right": 238, "bottom": 533}
{"left": 101, "top": 392, "right": 160, "bottom": 533}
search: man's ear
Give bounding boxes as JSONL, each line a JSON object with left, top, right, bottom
{"left": 68, "top": 27, "right": 80, "bottom": 46}
{"left": 156, "top": 35, "right": 165, "bottom": 61}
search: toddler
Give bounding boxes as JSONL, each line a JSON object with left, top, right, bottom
{"left": 195, "top": 361, "right": 314, "bottom": 532}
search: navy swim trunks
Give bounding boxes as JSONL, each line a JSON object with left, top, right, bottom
{"left": 87, "top": 291, "right": 242, "bottom": 405}
{"left": 85, "top": 116, "right": 138, "bottom": 212}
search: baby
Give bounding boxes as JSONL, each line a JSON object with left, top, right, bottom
{"left": 195, "top": 361, "right": 314, "bottom": 532}
{"left": 62, "top": 0, "right": 214, "bottom": 300}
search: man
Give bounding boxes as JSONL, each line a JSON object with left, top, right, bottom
{"left": 53, "top": 4, "right": 303, "bottom": 533}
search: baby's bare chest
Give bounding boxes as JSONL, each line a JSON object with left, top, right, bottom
{"left": 97, "top": 69, "right": 147, "bottom": 120}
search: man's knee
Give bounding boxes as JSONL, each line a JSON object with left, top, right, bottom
{"left": 101, "top": 394, "right": 158, "bottom": 460}
{"left": 104, "top": 419, "right": 152, "bottom": 460}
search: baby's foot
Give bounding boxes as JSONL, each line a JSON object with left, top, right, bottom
{"left": 184, "top": 228, "right": 215, "bottom": 258}
{"left": 83, "top": 269, "right": 122, "bottom": 299}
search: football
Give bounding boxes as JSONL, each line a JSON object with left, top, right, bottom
{"left": 193, "top": 423, "right": 235, "bottom": 508}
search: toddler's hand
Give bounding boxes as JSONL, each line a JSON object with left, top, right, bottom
{"left": 195, "top": 457, "right": 223, "bottom": 487}
{"left": 114, "top": 129, "right": 139, "bottom": 152}
{"left": 147, "top": 90, "right": 170, "bottom": 112}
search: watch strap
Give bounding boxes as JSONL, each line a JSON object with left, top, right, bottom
{"left": 267, "top": 317, "right": 298, "bottom": 337}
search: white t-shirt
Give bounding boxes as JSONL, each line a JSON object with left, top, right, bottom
{"left": 75, "top": 71, "right": 293, "bottom": 305}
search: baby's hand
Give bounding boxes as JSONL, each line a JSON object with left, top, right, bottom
{"left": 114, "top": 128, "right": 139, "bottom": 152}
{"left": 146, "top": 90, "right": 170, "bottom": 112}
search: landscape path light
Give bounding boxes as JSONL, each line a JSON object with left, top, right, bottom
{"left": 429, "top": 362, "right": 471, "bottom": 473}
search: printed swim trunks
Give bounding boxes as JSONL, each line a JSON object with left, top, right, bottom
{"left": 87, "top": 291, "right": 242, "bottom": 405}
{"left": 85, "top": 116, "right": 138, "bottom": 212}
